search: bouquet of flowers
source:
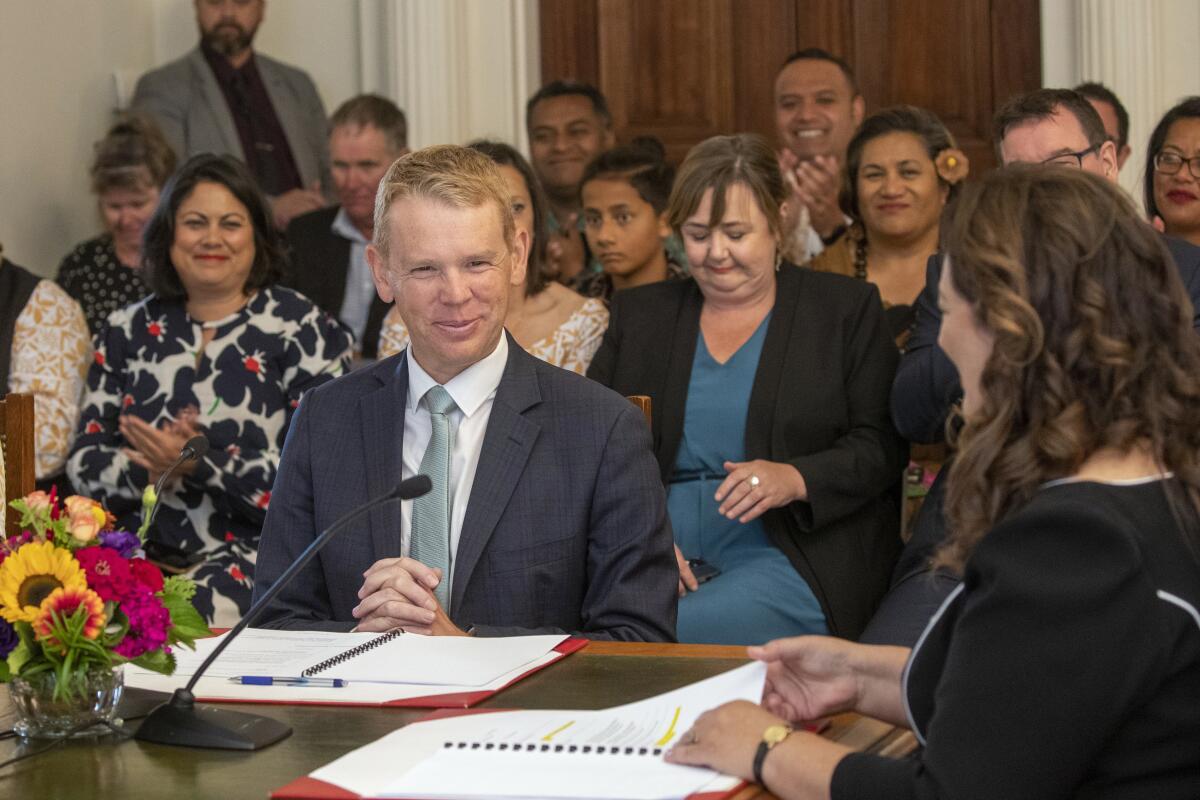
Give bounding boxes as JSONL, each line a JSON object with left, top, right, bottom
{"left": 0, "top": 487, "right": 211, "bottom": 701}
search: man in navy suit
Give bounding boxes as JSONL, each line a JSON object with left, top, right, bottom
{"left": 252, "top": 145, "right": 677, "bottom": 640}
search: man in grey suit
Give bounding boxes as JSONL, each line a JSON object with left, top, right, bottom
{"left": 252, "top": 144, "right": 678, "bottom": 640}
{"left": 132, "top": 0, "right": 328, "bottom": 229}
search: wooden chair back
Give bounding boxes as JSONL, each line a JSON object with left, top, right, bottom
{"left": 626, "top": 395, "right": 652, "bottom": 429}
{"left": 1, "top": 392, "right": 36, "bottom": 537}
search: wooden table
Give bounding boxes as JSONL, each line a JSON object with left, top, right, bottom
{"left": 0, "top": 642, "right": 913, "bottom": 799}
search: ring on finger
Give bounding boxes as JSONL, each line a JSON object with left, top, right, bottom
{"left": 748, "top": 475, "right": 761, "bottom": 488}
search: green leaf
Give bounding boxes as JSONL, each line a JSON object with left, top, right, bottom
{"left": 130, "top": 647, "right": 176, "bottom": 676}
{"left": 161, "top": 574, "right": 198, "bottom": 602}
{"left": 0, "top": 659, "right": 10, "bottom": 682}
{"left": 161, "top": 594, "right": 212, "bottom": 648}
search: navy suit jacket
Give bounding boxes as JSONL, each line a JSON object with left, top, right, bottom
{"left": 892, "top": 236, "right": 1200, "bottom": 444}
{"left": 252, "top": 335, "right": 678, "bottom": 640}
{"left": 282, "top": 206, "right": 390, "bottom": 358}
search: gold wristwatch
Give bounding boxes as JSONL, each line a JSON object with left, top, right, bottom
{"left": 752, "top": 723, "right": 794, "bottom": 787}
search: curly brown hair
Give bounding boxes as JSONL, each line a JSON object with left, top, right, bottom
{"left": 935, "top": 165, "right": 1200, "bottom": 572}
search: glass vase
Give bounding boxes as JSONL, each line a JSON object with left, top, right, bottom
{"left": 8, "top": 665, "right": 124, "bottom": 739}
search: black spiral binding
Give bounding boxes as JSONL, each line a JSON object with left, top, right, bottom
{"left": 301, "top": 629, "right": 404, "bottom": 677}
{"left": 438, "top": 741, "right": 663, "bottom": 757}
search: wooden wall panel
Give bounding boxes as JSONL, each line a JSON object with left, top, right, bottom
{"left": 538, "top": 0, "right": 1042, "bottom": 172}
{"left": 731, "top": 2, "right": 800, "bottom": 146}
{"left": 851, "top": 0, "right": 998, "bottom": 171}
{"left": 539, "top": 0, "right": 600, "bottom": 86}
{"left": 597, "top": 0, "right": 737, "bottom": 164}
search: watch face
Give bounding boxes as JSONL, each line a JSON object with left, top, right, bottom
{"left": 763, "top": 724, "right": 793, "bottom": 746}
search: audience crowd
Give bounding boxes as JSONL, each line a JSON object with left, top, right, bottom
{"left": 1, "top": 3, "right": 1198, "bottom": 795}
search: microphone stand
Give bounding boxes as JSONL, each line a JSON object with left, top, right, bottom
{"left": 134, "top": 475, "right": 432, "bottom": 750}
{"left": 144, "top": 435, "right": 209, "bottom": 534}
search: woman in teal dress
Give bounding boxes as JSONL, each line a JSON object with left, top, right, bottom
{"left": 589, "top": 134, "right": 906, "bottom": 645}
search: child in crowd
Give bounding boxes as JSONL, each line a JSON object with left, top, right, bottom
{"left": 575, "top": 138, "right": 685, "bottom": 302}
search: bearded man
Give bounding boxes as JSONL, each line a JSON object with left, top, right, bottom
{"left": 133, "top": 0, "right": 329, "bottom": 229}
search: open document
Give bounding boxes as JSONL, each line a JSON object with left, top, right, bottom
{"left": 126, "top": 629, "right": 581, "bottom": 707}
{"left": 272, "top": 661, "right": 768, "bottom": 800}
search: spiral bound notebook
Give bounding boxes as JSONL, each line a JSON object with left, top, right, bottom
{"left": 126, "top": 629, "right": 585, "bottom": 709}
{"left": 271, "top": 662, "right": 769, "bottom": 800}
{"left": 301, "top": 629, "right": 404, "bottom": 677}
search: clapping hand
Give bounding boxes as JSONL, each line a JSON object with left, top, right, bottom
{"left": 120, "top": 408, "right": 202, "bottom": 485}
{"left": 778, "top": 149, "right": 844, "bottom": 240}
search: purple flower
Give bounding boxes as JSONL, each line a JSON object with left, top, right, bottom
{"left": 0, "top": 618, "right": 17, "bottom": 659}
{"left": 99, "top": 530, "right": 142, "bottom": 559}
{"left": 114, "top": 589, "right": 172, "bottom": 659}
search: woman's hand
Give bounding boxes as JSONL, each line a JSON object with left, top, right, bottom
{"left": 715, "top": 459, "right": 807, "bottom": 523}
{"left": 664, "top": 700, "right": 783, "bottom": 780}
{"left": 120, "top": 412, "right": 201, "bottom": 485}
{"left": 749, "top": 636, "right": 862, "bottom": 723}
{"left": 675, "top": 544, "right": 699, "bottom": 597}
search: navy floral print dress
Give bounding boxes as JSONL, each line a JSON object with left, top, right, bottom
{"left": 68, "top": 286, "right": 353, "bottom": 625}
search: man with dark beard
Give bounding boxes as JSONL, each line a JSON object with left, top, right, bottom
{"left": 133, "top": 0, "right": 329, "bottom": 229}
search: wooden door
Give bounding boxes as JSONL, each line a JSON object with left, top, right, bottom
{"left": 539, "top": 0, "right": 1041, "bottom": 172}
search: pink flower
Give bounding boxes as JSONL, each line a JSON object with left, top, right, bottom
{"left": 75, "top": 546, "right": 135, "bottom": 602}
{"left": 114, "top": 589, "right": 172, "bottom": 659}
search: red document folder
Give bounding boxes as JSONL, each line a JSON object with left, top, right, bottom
{"left": 271, "top": 707, "right": 747, "bottom": 800}
{"left": 194, "top": 637, "right": 589, "bottom": 710}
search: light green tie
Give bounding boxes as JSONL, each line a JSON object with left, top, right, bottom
{"left": 410, "top": 385, "right": 457, "bottom": 609}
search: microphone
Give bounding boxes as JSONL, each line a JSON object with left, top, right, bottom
{"left": 145, "top": 434, "right": 210, "bottom": 532}
{"left": 134, "top": 474, "right": 433, "bottom": 750}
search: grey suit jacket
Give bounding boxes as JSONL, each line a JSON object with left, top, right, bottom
{"left": 252, "top": 336, "right": 678, "bottom": 640}
{"left": 131, "top": 47, "right": 329, "bottom": 192}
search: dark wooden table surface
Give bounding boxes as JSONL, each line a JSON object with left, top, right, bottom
{"left": 0, "top": 642, "right": 912, "bottom": 799}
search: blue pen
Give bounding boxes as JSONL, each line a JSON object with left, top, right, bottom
{"left": 229, "top": 675, "right": 348, "bottom": 687}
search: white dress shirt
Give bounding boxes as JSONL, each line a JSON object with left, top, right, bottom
{"left": 400, "top": 334, "right": 509, "bottom": 593}
{"left": 330, "top": 207, "right": 377, "bottom": 349}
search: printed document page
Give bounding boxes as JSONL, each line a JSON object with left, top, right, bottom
{"left": 304, "top": 661, "right": 768, "bottom": 799}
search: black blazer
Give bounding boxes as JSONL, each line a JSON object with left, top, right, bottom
{"left": 283, "top": 206, "right": 390, "bottom": 358}
{"left": 588, "top": 265, "right": 908, "bottom": 639}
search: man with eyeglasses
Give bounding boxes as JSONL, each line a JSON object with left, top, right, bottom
{"left": 1075, "top": 82, "right": 1133, "bottom": 171}
{"left": 855, "top": 88, "right": 1200, "bottom": 649}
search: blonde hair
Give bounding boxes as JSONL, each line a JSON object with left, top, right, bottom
{"left": 372, "top": 144, "right": 515, "bottom": 256}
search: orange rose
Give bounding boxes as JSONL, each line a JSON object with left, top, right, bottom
{"left": 22, "top": 491, "right": 52, "bottom": 513}
{"left": 64, "top": 496, "right": 107, "bottom": 543}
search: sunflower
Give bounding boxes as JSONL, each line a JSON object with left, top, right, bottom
{"left": 33, "top": 586, "right": 107, "bottom": 650}
{"left": 0, "top": 541, "right": 88, "bottom": 624}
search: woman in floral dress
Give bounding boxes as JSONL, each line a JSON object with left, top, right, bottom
{"left": 68, "top": 155, "right": 352, "bottom": 626}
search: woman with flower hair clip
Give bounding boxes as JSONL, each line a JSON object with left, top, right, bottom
{"left": 809, "top": 105, "right": 968, "bottom": 343}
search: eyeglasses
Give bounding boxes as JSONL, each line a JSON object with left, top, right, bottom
{"left": 1039, "top": 144, "right": 1099, "bottom": 168}
{"left": 1154, "top": 151, "right": 1200, "bottom": 179}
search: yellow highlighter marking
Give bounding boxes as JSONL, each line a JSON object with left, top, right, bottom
{"left": 541, "top": 720, "right": 576, "bottom": 742}
{"left": 656, "top": 706, "right": 682, "bottom": 746}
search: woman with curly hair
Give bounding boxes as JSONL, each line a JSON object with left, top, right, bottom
{"left": 666, "top": 166, "right": 1200, "bottom": 798}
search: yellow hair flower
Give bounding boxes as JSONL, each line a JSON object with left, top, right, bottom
{"left": 0, "top": 541, "right": 88, "bottom": 624}
{"left": 33, "top": 586, "right": 107, "bottom": 650}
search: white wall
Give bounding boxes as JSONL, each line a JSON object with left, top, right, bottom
{"left": 0, "top": 0, "right": 158, "bottom": 276}
{"left": 0, "top": 0, "right": 365, "bottom": 278}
